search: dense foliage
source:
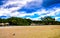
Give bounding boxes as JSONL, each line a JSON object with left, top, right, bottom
{"left": 0, "top": 16, "right": 60, "bottom": 26}
{"left": 7, "top": 17, "right": 32, "bottom": 26}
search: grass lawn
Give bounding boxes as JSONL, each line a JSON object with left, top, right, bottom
{"left": 0, "top": 25, "right": 60, "bottom": 38}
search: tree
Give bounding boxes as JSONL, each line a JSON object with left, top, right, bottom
{"left": 7, "top": 17, "right": 30, "bottom": 25}
{"left": 25, "top": 19, "right": 32, "bottom": 25}
{"left": 0, "top": 18, "right": 2, "bottom": 23}
{"left": 41, "top": 16, "right": 55, "bottom": 25}
{"left": 0, "top": 18, "right": 8, "bottom": 23}
{"left": 41, "top": 16, "right": 55, "bottom": 21}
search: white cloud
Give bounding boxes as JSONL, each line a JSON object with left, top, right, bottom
{"left": 46, "top": 8, "right": 60, "bottom": 16}
{"left": 1, "top": 0, "right": 34, "bottom": 12}
{"left": 0, "top": 0, "right": 60, "bottom": 21}
{"left": 55, "top": 17, "right": 60, "bottom": 19}
{"left": 36, "top": 7, "right": 60, "bottom": 16}
{"left": 0, "top": 0, "right": 36, "bottom": 16}
{"left": 33, "top": 9, "right": 48, "bottom": 15}
{"left": 23, "top": 0, "right": 43, "bottom": 9}
{"left": 27, "top": 7, "right": 60, "bottom": 20}
{"left": 26, "top": 17, "right": 41, "bottom": 21}
{"left": 0, "top": 0, "right": 43, "bottom": 17}
{"left": 10, "top": 12, "right": 25, "bottom": 17}
{"left": 0, "top": 8, "right": 11, "bottom": 16}
{"left": 55, "top": 17, "right": 60, "bottom": 21}
{"left": 2, "top": 0, "right": 33, "bottom": 7}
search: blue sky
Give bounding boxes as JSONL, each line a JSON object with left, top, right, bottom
{"left": 0, "top": 0, "right": 60, "bottom": 21}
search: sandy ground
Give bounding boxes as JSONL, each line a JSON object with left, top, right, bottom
{"left": 0, "top": 25, "right": 60, "bottom": 38}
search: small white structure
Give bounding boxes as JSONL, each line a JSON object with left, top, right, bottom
{"left": 31, "top": 23, "right": 37, "bottom": 26}
{"left": 0, "top": 23, "right": 9, "bottom": 26}
{"left": 31, "top": 23, "right": 41, "bottom": 26}
{"left": 0, "top": 23, "right": 4, "bottom": 26}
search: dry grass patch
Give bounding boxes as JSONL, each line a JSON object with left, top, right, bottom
{"left": 0, "top": 25, "right": 60, "bottom": 38}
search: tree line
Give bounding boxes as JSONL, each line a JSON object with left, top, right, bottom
{"left": 0, "top": 16, "right": 60, "bottom": 26}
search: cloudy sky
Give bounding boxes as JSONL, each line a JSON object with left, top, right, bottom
{"left": 0, "top": 0, "right": 60, "bottom": 21}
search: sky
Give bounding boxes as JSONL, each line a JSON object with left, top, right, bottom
{"left": 0, "top": 0, "right": 60, "bottom": 21}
